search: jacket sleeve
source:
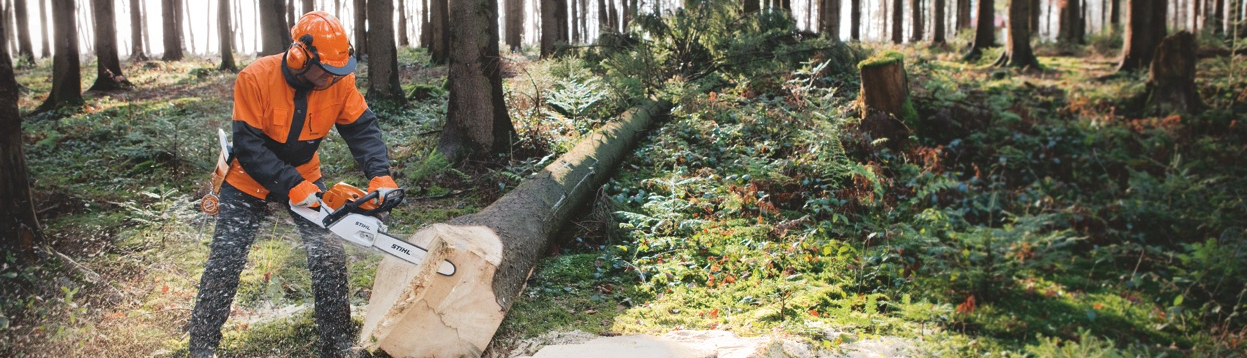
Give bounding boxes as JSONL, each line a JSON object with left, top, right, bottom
{"left": 336, "top": 108, "right": 392, "bottom": 179}
{"left": 233, "top": 73, "right": 306, "bottom": 194}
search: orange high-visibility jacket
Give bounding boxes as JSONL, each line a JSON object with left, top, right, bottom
{"left": 225, "top": 54, "right": 389, "bottom": 201}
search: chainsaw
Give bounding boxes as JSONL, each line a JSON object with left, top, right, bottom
{"left": 290, "top": 183, "right": 457, "bottom": 276}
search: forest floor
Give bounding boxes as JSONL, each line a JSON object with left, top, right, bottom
{"left": 3, "top": 30, "right": 1247, "bottom": 358}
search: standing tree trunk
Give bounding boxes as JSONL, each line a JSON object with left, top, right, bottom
{"left": 161, "top": 0, "right": 183, "bottom": 60}
{"left": 1211, "top": 0, "right": 1223, "bottom": 35}
{"left": 36, "top": 0, "right": 82, "bottom": 113}
{"left": 89, "top": 0, "right": 131, "bottom": 91}
{"left": 503, "top": 0, "right": 518, "bottom": 51}
{"left": 745, "top": 0, "right": 760, "bottom": 13}
{"left": 420, "top": 0, "right": 431, "bottom": 48}
{"left": 367, "top": 0, "right": 406, "bottom": 104}
{"left": 39, "top": 0, "right": 50, "bottom": 58}
{"left": 957, "top": 0, "right": 972, "bottom": 29}
{"left": 1118, "top": 0, "right": 1166, "bottom": 72}
{"left": 1143, "top": 31, "right": 1203, "bottom": 114}
{"left": 353, "top": 0, "right": 367, "bottom": 60}
{"left": 557, "top": 0, "right": 569, "bottom": 43}
{"left": 571, "top": 0, "right": 580, "bottom": 43}
{"left": 303, "top": 0, "right": 315, "bottom": 12}
{"left": 13, "top": 0, "right": 32, "bottom": 66}
{"left": 851, "top": 0, "right": 861, "bottom": 39}
{"left": 180, "top": 0, "right": 194, "bottom": 54}
{"left": 259, "top": 0, "right": 290, "bottom": 56}
{"left": 288, "top": 0, "right": 296, "bottom": 29}
{"left": 0, "top": 16, "right": 42, "bottom": 264}
{"left": 1110, "top": 0, "right": 1121, "bottom": 28}
{"left": 911, "top": 0, "right": 925, "bottom": 41}
{"left": 540, "top": 0, "right": 557, "bottom": 57}
{"left": 934, "top": 0, "right": 947, "bottom": 42}
{"left": 1030, "top": 0, "right": 1041, "bottom": 34}
{"left": 892, "top": 0, "right": 904, "bottom": 43}
{"left": 964, "top": 0, "right": 996, "bottom": 60}
{"left": 219, "top": 0, "right": 237, "bottom": 71}
{"left": 995, "top": 0, "right": 1041, "bottom": 69}
{"left": 598, "top": 0, "right": 608, "bottom": 33}
{"left": 580, "top": 0, "right": 588, "bottom": 42}
{"left": 1059, "top": 0, "right": 1086, "bottom": 44}
{"left": 398, "top": 0, "right": 409, "bottom": 46}
{"left": 429, "top": 0, "right": 448, "bottom": 63}
{"left": 129, "top": 0, "right": 147, "bottom": 61}
{"left": 821, "top": 0, "right": 841, "bottom": 39}
{"left": 437, "top": 0, "right": 515, "bottom": 164}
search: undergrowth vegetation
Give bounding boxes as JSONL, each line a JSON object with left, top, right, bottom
{"left": 4, "top": 0, "right": 1246, "bottom": 357}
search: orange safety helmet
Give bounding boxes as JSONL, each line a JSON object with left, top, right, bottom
{"left": 286, "top": 11, "right": 356, "bottom": 76}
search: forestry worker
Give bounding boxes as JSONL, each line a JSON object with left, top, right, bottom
{"left": 188, "top": 11, "right": 394, "bottom": 358}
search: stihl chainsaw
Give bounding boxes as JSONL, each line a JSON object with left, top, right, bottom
{"left": 290, "top": 183, "right": 456, "bottom": 276}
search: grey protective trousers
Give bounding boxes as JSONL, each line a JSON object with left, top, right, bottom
{"left": 188, "top": 182, "right": 355, "bottom": 358}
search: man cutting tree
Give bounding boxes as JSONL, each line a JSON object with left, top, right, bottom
{"left": 189, "top": 11, "right": 395, "bottom": 358}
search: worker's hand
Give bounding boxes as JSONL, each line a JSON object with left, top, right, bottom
{"left": 367, "top": 175, "right": 399, "bottom": 205}
{"left": 289, "top": 181, "right": 322, "bottom": 208}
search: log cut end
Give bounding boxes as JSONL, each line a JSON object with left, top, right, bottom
{"left": 360, "top": 224, "right": 505, "bottom": 358}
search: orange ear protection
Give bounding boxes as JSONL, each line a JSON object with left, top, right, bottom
{"left": 286, "top": 34, "right": 319, "bottom": 71}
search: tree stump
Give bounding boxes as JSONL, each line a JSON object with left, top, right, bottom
{"left": 858, "top": 51, "right": 914, "bottom": 145}
{"left": 359, "top": 99, "right": 672, "bottom": 358}
{"left": 1144, "top": 31, "right": 1203, "bottom": 115}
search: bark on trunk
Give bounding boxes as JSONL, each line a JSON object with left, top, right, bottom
{"left": 910, "top": 0, "right": 924, "bottom": 42}
{"left": 957, "top": 0, "right": 972, "bottom": 29}
{"left": 39, "top": 0, "right": 49, "bottom": 58}
{"left": 858, "top": 52, "right": 911, "bottom": 143}
{"left": 821, "top": 0, "right": 841, "bottom": 39}
{"left": 0, "top": 18, "right": 41, "bottom": 264}
{"left": 934, "top": 0, "right": 947, "bottom": 42}
{"left": 540, "top": 0, "right": 556, "bottom": 57}
{"left": 1118, "top": 0, "right": 1166, "bottom": 72}
{"left": 745, "top": 0, "right": 760, "bottom": 13}
{"left": 506, "top": 0, "right": 526, "bottom": 51}
{"left": 1144, "top": 31, "right": 1203, "bottom": 114}
{"left": 437, "top": 0, "right": 514, "bottom": 164}
{"left": 398, "top": 0, "right": 409, "bottom": 46}
{"left": 36, "top": 0, "right": 82, "bottom": 113}
{"left": 598, "top": 0, "right": 608, "bottom": 33}
{"left": 420, "top": 0, "right": 431, "bottom": 48}
{"left": 13, "top": 0, "right": 31, "bottom": 65}
{"left": 259, "top": 0, "right": 290, "bottom": 56}
{"left": 367, "top": 0, "right": 406, "bottom": 104}
{"left": 161, "top": 0, "right": 183, "bottom": 60}
{"left": 892, "top": 0, "right": 904, "bottom": 43}
{"left": 219, "top": 0, "right": 237, "bottom": 71}
{"left": 303, "top": 0, "right": 315, "bottom": 12}
{"left": 89, "top": 0, "right": 131, "bottom": 91}
{"left": 430, "top": 0, "right": 448, "bottom": 63}
{"left": 851, "top": 0, "right": 860, "bottom": 39}
{"left": 964, "top": 0, "right": 996, "bottom": 60}
{"left": 1059, "top": 0, "right": 1086, "bottom": 44}
{"left": 353, "top": 0, "right": 367, "bottom": 60}
{"left": 995, "top": 0, "right": 1041, "bottom": 69}
{"left": 571, "top": 0, "right": 580, "bottom": 43}
{"left": 1211, "top": 0, "right": 1223, "bottom": 35}
{"left": 1030, "top": 0, "right": 1040, "bottom": 34}
{"left": 128, "top": 0, "right": 147, "bottom": 61}
{"left": 361, "top": 99, "right": 670, "bottom": 358}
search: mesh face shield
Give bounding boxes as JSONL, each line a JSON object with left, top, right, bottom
{"left": 286, "top": 61, "right": 345, "bottom": 91}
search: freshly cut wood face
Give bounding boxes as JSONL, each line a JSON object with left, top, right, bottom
{"left": 360, "top": 224, "right": 505, "bottom": 357}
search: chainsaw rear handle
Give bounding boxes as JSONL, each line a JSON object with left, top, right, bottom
{"left": 322, "top": 188, "right": 405, "bottom": 227}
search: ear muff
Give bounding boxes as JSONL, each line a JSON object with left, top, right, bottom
{"left": 287, "top": 34, "right": 320, "bottom": 71}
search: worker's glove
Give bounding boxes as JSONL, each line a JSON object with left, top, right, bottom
{"left": 367, "top": 175, "right": 399, "bottom": 205}
{"left": 289, "top": 181, "right": 322, "bottom": 208}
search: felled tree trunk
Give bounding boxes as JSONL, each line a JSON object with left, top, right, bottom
{"left": 1144, "top": 31, "right": 1203, "bottom": 114}
{"left": 360, "top": 99, "right": 671, "bottom": 358}
{"left": 858, "top": 51, "right": 913, "bottom": 143}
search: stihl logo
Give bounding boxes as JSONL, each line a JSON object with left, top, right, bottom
{"left": 355, "top": 221, "right": 372, "bottom": 230}
{"left": 391, "top": 244, "right": 411, "bottom": 255}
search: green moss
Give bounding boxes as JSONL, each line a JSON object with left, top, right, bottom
{"left": 858, "top": 51, "right": 905, "bottom": 69}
